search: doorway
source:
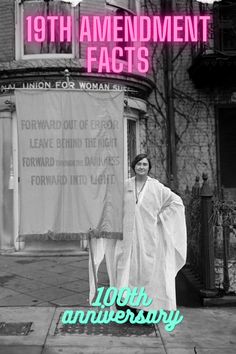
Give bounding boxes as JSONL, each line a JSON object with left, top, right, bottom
{"left": 217, "top": 107, "right": 236, "bottom": 200}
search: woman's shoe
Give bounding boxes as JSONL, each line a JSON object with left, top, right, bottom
{"left": 115, "top": 303, "right": 138, "bottom": 316}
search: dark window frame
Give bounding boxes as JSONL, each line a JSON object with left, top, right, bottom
{"left": 215, "top": 104, "right": 236, "bottom": 198}
{"left": 19, "top": 0, "right": 75, "bottom": 58}
{"left": 214, "top": 1, "right": 236, "bottom": 53}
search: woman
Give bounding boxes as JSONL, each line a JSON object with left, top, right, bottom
{"left": 114, "top": 153, "right": 187, "bottom": 311}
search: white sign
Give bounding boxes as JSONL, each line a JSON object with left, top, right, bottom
{"left": 0, "top": 81, "right": 126, "bottom": 94}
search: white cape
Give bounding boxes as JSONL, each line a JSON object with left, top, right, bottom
{"left": 89, "top": 176, "right": 187, "bottom": 310}
{"left": 114, "top": 176, "right": 187, "bottom": 310}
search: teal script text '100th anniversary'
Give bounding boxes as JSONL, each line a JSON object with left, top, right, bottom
{"left": 61, "top": 287, "right": 184, "bottom": 332}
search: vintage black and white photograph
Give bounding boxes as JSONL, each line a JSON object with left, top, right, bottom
{"left": 0, "top": 0, "right": 235, "bottom": 353}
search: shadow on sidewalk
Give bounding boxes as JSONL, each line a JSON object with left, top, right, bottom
{"left": 176, "top": 270, "right": 202, "bottom": 307}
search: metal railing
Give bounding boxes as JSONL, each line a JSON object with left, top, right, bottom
{"left": 184, "top": 174, "right": 236, "bottom": 296}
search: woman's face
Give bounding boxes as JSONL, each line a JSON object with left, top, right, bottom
{"left": 134, "top": 158, "right": 149, "bottom": 177}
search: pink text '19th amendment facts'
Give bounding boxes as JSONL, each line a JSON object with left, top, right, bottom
{"left": 25, "top": 15, "right": 211, "bottom": 73}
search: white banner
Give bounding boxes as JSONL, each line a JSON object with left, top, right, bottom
{"left": 15, "top": 90, "right": 124, "bottom": 241}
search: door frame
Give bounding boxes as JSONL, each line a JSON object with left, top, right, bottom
{"left": 215, "top": 104, "right": 236, "bottom": 198}
{"left": 12, "top": 110, "right": 21, "bottom": 250}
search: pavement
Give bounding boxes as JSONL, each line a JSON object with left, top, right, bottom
{"left": 0, "top": 253, "right": 235, "bottom": 354}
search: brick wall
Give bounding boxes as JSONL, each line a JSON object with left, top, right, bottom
{"left": 144, "top": 0, "right": 219, "bottom": 194}
{"left": 0, "top": 0, "right": 15, "bottom": 62}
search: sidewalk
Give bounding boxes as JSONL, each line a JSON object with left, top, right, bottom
{"left": 0, "top": 254, "right": 93, "bottom": 307}
{"left": 0, "top": 254, "right": 235, "bottom": 354}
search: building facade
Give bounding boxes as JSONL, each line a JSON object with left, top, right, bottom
{"left": 144, "top": 0, "right": 236, "bottom": 200}
{"left": 0, "top": 0, "right": 154, "bottom": 252}
{"left": 143, "top": 0, "right": 236, "bottom": 292}
{"left": 0, "top": 0, "right": 236, "bottom": 261}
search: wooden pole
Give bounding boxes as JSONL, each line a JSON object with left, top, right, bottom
{"left": 200, "top": 173, "right": 217, "bottom": 297}
{"left": 88, "top": 232, "right": 98, "bottom": 301}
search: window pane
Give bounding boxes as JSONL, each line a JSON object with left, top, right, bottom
{"left": 106, "top": 0, "right": 138, "bottom": 13}
{"left": 128, "top": 0, "right": 138, "bottom": 13}
{"left": 23, "top": 0, "right": 72, "bottom": 55}
{"left": 218, "top": 2, "right": 236, "bottom": 51}
{"left": 106, "top": 0, "right": 129, "bottom": 9}
{"left": 115, "top": 9, "right": 129, "bottom": 60}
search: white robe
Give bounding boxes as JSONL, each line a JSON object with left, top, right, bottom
{"left": 114, "top": 176, "right": 187, "bottom": 311}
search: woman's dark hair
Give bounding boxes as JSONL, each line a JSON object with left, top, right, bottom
{"left": 131, "top": 153, "right": 152, "bottom": 172}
